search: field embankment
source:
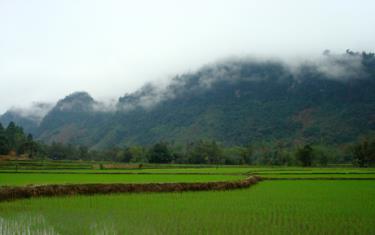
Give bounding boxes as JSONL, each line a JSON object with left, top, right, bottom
{"left": 0, "top": 176, "right": 260, "bottom": 202}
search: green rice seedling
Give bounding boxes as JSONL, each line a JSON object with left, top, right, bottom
{"left": 0, "top": 180, "right": 374, "bottom": 234}
{"left": 0, "top": 173, "right": 244, "bottom": 186}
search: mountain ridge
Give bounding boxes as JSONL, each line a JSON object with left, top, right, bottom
{"left": 1, "top": 51, "right": 375, "bottom": 148}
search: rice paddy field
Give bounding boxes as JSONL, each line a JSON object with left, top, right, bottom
{"left": 0, "top": 173, "right": 243, "bottom": 186}
{"left": 0, "top": 160, "right": 375, "bottom": 234}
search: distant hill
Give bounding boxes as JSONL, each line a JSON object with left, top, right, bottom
{"left": 2, "top": 51, "right": 375, "bottom": 148}
{"left": 0, "top": 102, "right": 53, "bottom": 135}
{"left": 0, "top": 111, "right": 39, "bottom": 135}
{"left": 36, "top": 91, "right": 111, "bottom": 146}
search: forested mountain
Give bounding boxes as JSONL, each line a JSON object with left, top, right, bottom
{"left": 1, "top": 51, "right": 375, "bottom": 149}
{"left": 0, "top": 103, "right": 53, "bottom": 135}
{"left": 36, "top": 91, "right": 111, "bottom": 146}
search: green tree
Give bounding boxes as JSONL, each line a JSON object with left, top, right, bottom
{"left": 78, "top": 145, "right": 89, "bottom": 160}
{"left": 117, "top": 146, "right": 147, "bottom": 163}
{"left": 5, "top": 122, "right": 18, "bottom": 152}
{"left": 352, "top": 138, "right": 375, "bottom": 167}
{"left": 223, "top": 146, "right": 245, "bottom": 165}
{"left": 5, "top": 122, "right": 28, "bottom": 155}
{"left": 148, "top": 142, "right": 173, "bottom": 163}
{"left": 0, "top": 123, "right": 10, "bottom": 155}
{"left": 48, "top": 142, "right": 70, "bottom": 160}
{"left": 188, "top": 140, "right": 223, "bottom": 164}
{"left": 122, "top": 147, "right": 133, "bottom": 163}
{"left": 19, "top": 134, "right": 38, "bottom": 158}
{"left": 129, "top": 146, "right": 147, "bottom": 163}
{"left": 240, "top": 144, "right": 253, "bottom": 165}
{"left": 295, "top": 144, "right": 314, "bottom": 167}
{"left": 318, "top": 153, "right": 328, "bottom": 166}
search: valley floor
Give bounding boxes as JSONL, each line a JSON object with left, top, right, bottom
{"left": 0, "top": 162, "right": 374, "bottom": 234}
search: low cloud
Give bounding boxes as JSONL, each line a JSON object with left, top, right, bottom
{"left": 115, "top": 51, "right": 372, "bottom": 112}
{"left": 7, "top": 102, "right": 54, "bottom": 123}
{"left": 4, "top": 51, "right": 372, "bottom": 117}
{"left": 287, "top": 50, "right": 367, "bottom": 81}
{"left": 92, "top": 99, "right": 118, "bottom": 112}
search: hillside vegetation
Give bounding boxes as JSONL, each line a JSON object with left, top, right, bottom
{"left": 1, "top": 51, "right": 375, "bottom": 149}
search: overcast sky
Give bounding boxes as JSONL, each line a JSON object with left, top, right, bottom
{"left": 1, "top": 0, "right": 374, "bottom": 113}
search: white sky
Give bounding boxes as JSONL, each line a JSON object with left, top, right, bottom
{"left": 1, "top": 0, "right": 375, "bottom": 113}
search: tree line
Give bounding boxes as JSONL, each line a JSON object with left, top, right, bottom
{"left": 1, "top": 122, "right": 374, "bottom": 167}
{"left": 37, "top": 139, "right": 375, "bottom": 167}
{"left": 0, "top": 122, "right": 38, "bottom": 157}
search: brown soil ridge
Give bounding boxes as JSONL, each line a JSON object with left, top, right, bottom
{"left": 262, "top": 177, "right": 375, "bottom": 180}
{"left": 0, "top": 176, "right": 261, "bottom": 202}
{"left": 0, "top": 171, "right": 247, "bottom": 176}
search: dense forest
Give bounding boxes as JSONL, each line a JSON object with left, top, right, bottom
{"left": 1, "top": 122, "right": 374, "bottom": 167}
{"left": 0, "top": 122, "right": 37, "bottom": 157}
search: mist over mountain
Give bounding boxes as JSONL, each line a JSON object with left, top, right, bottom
{"left": 1, "top": 51, "right": 375, "bottom": 148}
{"left": 0, "top": 102, "right": 54, "bottom": 134}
